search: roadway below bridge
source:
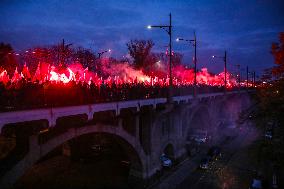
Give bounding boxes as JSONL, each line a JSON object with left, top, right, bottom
{"left": 148, "top": 118, "right": 260, "bottom": 189}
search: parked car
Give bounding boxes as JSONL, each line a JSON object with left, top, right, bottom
{"left": 194, "top": 136, "right": 208, "bottom": 143}
{"left": 249, "top": 178, "right": 262, "bottom": 189}
{"left": 189, "top": 130, "right": 209, "bottom": 143}
{"left": 207, "top": 146, "right": 221, "bottom": 161}
{"left": 199, "top": 157, "right": 210, "bottom": 169}
{"left": 264, "top": 130, "right": 273, "bottom": 139}
{"left": 160, "top": 154, "right": 172, "bottom": 168}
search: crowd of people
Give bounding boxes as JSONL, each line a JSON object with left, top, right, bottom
{"left": 0, "top": 79, "right": 227, "bottom": 112}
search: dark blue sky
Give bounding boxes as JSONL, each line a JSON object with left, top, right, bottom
{"left": 1, "top": 0, "right": 284, "bottom": 75}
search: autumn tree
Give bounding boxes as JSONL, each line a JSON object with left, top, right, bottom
{"left": 257, "top": 32, "right": 284, "bottom": 119}
{"left": 44, "top": 40, "right": 74, "bottom": 71}
{"left": 253, "top": 32, "right": 284, "bottom": 174}
{"left": 271, "top": 32, "right": 284, "bottom": 78}
{"left": 23, "top": 47, "right": 53, "bottom": 75}
{"left": 73, "top": 47, "right": 96, "bottom": 71}
{"left": 126, "top": 39, "right": 154, "bottom": 69}
{"left": 0, "top": 42, "right": 18, "bottom": 75}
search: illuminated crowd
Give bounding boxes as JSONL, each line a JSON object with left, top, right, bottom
{"left": 0, "top": 76, "right": 227, "bottom": 112}
{"left": 0, "top": 57, "right": 245, "bottom": 111}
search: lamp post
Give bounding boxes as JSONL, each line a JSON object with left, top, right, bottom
{"left": 212, "top": 50, "right": 227, "bottom": 92}
{"left": 176, "top": 31, "right": 197, "bottom": 96}
{"left": 58, "top": 39, "right": 72, "bottom": 68}
{"left": 147, "top": 13, "right": 173, "bottom": 102}
{"left": 246, "top": 66, "right": 249, "bottom": 88}
{"left": 235, "top": 64, "right": 241, "bottom": 90}
{"left": 98, "top": 49, "right": 111, "bottom": 59}
{"left": 253, "top": 71, "right": 256, "bottom": 87}
{"left": 95, "top": 49, "right": 111, "bottom": 73}
{"left": 249, "top": 71, "right": 256, "bottom": 88}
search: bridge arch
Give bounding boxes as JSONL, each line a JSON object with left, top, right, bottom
{"left": 185, "top": 104, "right": 212, "bottom": 140}
{"left": 162, "top": 143, "right": 175, "bottom": 159}
{"left": 215, "top": 96, "right": 243, "bottom": 128}
{"left": 0, "top": 124, "right": 147, "bottom": 189}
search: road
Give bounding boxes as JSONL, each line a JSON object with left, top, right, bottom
{"left": 149, "top": 121, "right": 259, "bottom": 189}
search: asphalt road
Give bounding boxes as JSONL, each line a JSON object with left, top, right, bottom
{"left": 176, "top": 122, "right": 258, "bottom": 189}
{"left": 148, "top": 120, "right": 259, "bottom": 189}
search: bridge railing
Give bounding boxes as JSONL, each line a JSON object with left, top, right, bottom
{"left": 0, "top": 81, "right": 244, "bottom": 112}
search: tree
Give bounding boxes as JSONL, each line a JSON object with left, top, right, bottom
{"left": 73, "top": 47, "right": 96, "bottom": 71}
{"left": 0, "top": 42, "right": 18, "bottom": 75}
{"left": 172, "top": 52, "right": 183, "bottom": 67}
{"left": 257, "top": 32, "right": 284, "bottom": 119}
{"left": 23, "top": 47, "right": 53, "bottom": 75}
{"left": 47, "top": 40, "right": 74, "bottom": 71}
{"left": 126, "top": 39, "right": 154, "bottom": 69}
{"left": 271, "top": 32, "right": 284, "bottom": 78}
{"left": 253, "top": 32, "right": 284, "bottom": 173}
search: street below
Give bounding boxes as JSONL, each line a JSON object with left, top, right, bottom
{"left": 149, "top": 119, "right": 261, "bottom": 189}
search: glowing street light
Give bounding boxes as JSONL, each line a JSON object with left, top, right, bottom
{"left": 156, "top": 60, "right": 161, "bottom": 66}
{"left": 98, "top": 49, "right": 111, "bottom": 58}
{"left": 212, "top": 50, "right": 227, "bottom": 91}
{"left": 176, "top": 32, "right": 197, "bottom": 94}
{"left": 147, "top": 13, "right": 173, "bottom": 102}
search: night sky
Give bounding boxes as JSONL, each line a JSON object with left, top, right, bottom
{"left": 1, "top": 0, "right": 284, "bottom": 75}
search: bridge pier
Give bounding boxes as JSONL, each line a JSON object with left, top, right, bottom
{"left": 0, "top": 135, "right": 40, "bottom": 189}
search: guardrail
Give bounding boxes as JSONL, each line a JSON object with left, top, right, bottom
{"left": 0, "top": 90, "right": 246, "bottom": 132}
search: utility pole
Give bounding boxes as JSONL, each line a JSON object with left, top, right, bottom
{"left": 193, "top": 31, "right": 197, "bottom": 96}
{"left": 169, "top": 13, "right": 173, "bottom": 98}
{"left": 176, "top": 31, "right": 197, "bottom": 96}
{"left": 212, "top": 50, "right": 227, "bottom": 93}
{"left": 246, "top": 66, "right": 249, "bottom": 88}
{"left": 236, "top": 64, "right": 240, "bottom": 89}
{"left": 62, "top": 39, "right": 65, "bottom": 66}
{"left": 254, "top": 71, "right": 256, "bottom": 87}
{"left": 193, "top": 31, "right": 197, "bottom": 86}
{"left": 147, "top": 13, "right": 173, "bottom": 102}
{"left": 224, "top": 51, "right": 227, "bottom": 90}
{"left": 252, "top": 71, "right": 256, "bottom": 87}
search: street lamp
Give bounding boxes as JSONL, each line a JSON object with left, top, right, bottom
{"left": 147, "top": 13, "right": 173, "bottom": 101}
{"left": 97, "top": 49, "right": 111, "bottom": 58}
{"left": 248, "top": 71, "right": 256, "bottom": 88}
{"left": 246, "top": 66, "right": 249, "bottom": 88}
{"left": 235, "top": 64, "right": 241, "bottom": 90}
{"left": 176, "top": 31, "right": 197, "bottom": 96}
{"left": 95, "top": 49, "right": 111, "bottom": 73}
{"left": 253, "top": 71, "right": 256, "bottom": 87}
{"left": 212, "top": 51, "right": 227, "bottom": 91}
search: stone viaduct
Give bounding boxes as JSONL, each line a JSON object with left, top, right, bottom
{"left": 0, "top": 91, "right": 252, "bottom": 188}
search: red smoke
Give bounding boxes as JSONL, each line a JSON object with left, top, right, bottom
{"left": 0, "top": 60, "right": 237, "bottom": 88}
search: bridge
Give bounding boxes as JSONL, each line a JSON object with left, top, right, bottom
{"left": 0, "top": 90, "right": 253, "bottom": 188}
